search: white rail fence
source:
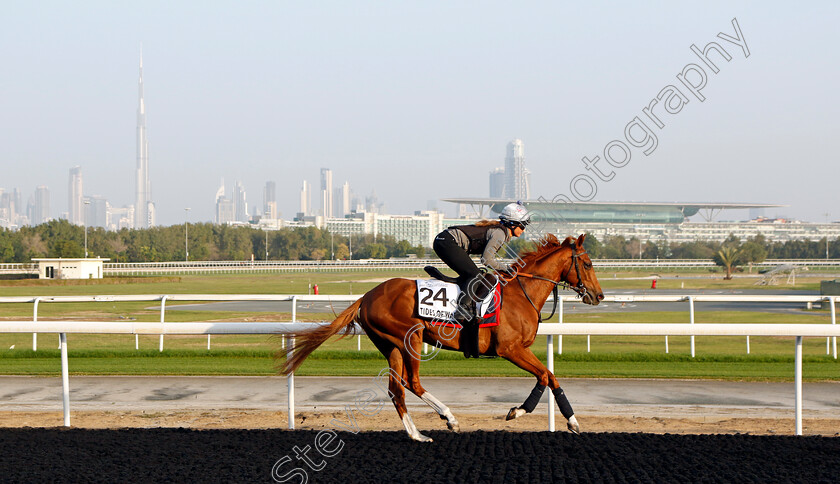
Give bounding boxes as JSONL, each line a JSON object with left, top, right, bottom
{"left": 1, "top": 294, "right": 838, "bottom": 435}
{"left": 3, "top": 258, "right": 840, "bottom": 276}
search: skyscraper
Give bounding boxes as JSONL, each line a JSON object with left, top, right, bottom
{"left": 214, "top": 179, "right": 234, "bottom": 224}
{"left": 233, "top": 181, "right": 248, "bottom": 222}
{"left": 504, "top": 139, "right": 529, "bottom": 200}
{"left": 320, "top": 168, "right": 333, "bottom": 218}
{"left": 134, "top": 49, "right": 153, "bottom": 228}
{"left": 489, "top": 167, "right": 505, "bottom": 198}
{"left": 69, "top": 166, "right": 84, "bottom": 225}
{"left": 339, "top": 181, "right": 350, "bottom": 217}
{"left": 0, "top": 190, "right": 11, "bottom": 227}
{"left": 263, "top": 181, "right": 277, "bottom": 220}
{"left": 34, "top": 185, "right": 50, "bottom": 224}
{"left": 86, "top": 196, "right": 109, "bottom": 228}
{"left": 215, "top": 197, "right": 235, "bottom": 225}
{"left": 299, "top": 180, "right": 311, "bottom": 217}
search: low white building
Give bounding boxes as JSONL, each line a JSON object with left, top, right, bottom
{"left": 32, "top": 258, "right": 110, "bottom": 280}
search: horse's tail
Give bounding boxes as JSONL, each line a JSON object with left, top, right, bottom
{"left": 279, "top": 297, "right": 364, "bottom": 375}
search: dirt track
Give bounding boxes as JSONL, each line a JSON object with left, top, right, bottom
{"left": 1, "top": 425, "right": 839, "bottom": 483}
{"left": 3, "top": 408, "right": 840, "bottom": 436}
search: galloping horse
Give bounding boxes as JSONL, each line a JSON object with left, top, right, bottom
{"left": 280, "top": 233, "right": 604, "bottom": 442}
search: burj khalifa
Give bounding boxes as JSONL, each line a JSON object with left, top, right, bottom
{"left": 134, "top": 49, "right": 154, "bottom": 228}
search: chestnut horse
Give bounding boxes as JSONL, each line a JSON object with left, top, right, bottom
{"left": 281, "top": 233, "right": 604, "bottom": 442}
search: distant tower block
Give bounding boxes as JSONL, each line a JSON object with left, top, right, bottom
{"left": 68, "top": 166, "right": 83, "bottom": 225}
{"left": 299, "top": 180, "right": 311, "bottom": 216}
{"left": 134, "top": 47, "right": 152, "bottom": 228}
{"left": 504, "top": 139, "right": 528, "bottom": 200}
{"left": 489, "top": 167, "right": 505, "bottom": 198}
{"left": 320, "top": 168, "right": 333, "bottom": 218}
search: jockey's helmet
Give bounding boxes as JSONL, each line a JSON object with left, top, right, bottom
{"left": 499, "top": 202, "right": 531, "bottom": 228}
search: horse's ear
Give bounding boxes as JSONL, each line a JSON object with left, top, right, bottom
{"left": 576, "top": 233, "right": 586, "bottom": 248}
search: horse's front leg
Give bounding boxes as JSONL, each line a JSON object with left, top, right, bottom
{"left": 499, "top": 346, "right": 580, "bottom": 434}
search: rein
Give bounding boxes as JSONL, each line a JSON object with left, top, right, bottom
{"left": 501, "top": 248, "right": 590, "bottom": 323}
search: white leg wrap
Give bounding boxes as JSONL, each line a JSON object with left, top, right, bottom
{"left": 567, "top": 414, "right": 580, "bottom": 434}
{"left": 421, "top": 393, "right": 455, "bottom": 421}
{"left": 401, "top": 414, "right": 433, "bottom": 442}
{"left": 421, "top": 392, "right": 459, "bottom": 431}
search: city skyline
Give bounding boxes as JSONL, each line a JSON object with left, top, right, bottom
{"left": 1, "top": 3, "right": 838, "bottom": 226}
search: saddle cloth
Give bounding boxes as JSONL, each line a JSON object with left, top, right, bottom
{"left": 415, "top": 279, "right": 502, "bottom": 328}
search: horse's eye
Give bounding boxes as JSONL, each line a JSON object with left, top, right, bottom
{"left": 584, "top": 262, "right": 592, "bottom": 269}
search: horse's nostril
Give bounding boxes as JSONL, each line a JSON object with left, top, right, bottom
{"left": 598, "top": 293, "right": 605, "bottom": 301}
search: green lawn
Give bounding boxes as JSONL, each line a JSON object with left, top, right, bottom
{"left": 1, "top": 327, "right": 837, "bottom": 381}
{"left": 1, "top": 272, "right": 837, "bottom": 381}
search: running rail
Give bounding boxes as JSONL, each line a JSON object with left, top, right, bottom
{"left": 0, "top": 294, "right": 837, "bottom": 435}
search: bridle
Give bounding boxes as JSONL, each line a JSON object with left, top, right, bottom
{"left": 502, "top": 246, "right": 591, "bottom": 323}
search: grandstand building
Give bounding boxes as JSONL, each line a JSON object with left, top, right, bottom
{"left": 441, "top": 198, "right": 840, "bottom": 244}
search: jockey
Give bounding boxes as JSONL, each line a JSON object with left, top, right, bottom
{"left": 433, "top": 201, "right": 531, "bottom": 326}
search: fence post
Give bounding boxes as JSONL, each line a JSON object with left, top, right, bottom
{"left": 288, "top": 295, "right": 297, "bottom": 429}
{"left": 557, "top": 297, "right": 563, "bottom": 355}
{"left": 688, "top": 296, "right": 696, "bottom": 358}
{"left": 795, "top": 336, "right": 802, "bottom": 436}
{"left": 547, "top": 334, "right": 555, "bottom": 432}
{"left": 830, "top": 297, "right": 837, "bottom": 359}
{"left": 288, "top": 335, "right": 295, "bottom": 430}
{"left": 159, "top": 295, "right": 167, "bottom": 352}
{"left": 746, "top": 336, "right": 750, "bottom": 355}
{"left": 32, "top": 297, "right": 41, "bottom": 351}
{"left": 60, "top": 333, "right": 70, "bottom": 427}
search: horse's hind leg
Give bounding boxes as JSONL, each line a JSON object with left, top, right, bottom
{"left": 384, "top": 346, "right": 433, "bottom": 442}
{"left": 401, "top": 329, "right": 460, "bottom": 432}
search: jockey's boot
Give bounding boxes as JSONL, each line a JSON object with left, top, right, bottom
{"left": 453, "top": 291, "right": 475, "bottom": 325}
{"left": 454, "top": 288, "right": 479, "bottom": 358}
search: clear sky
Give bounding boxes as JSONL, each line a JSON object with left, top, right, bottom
{"left": 1, "top": 1, "right": 837, "bottom": 226}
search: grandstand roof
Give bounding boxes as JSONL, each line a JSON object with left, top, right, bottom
{"left": 442, "top": 198, "right": 786, "bottom": 223}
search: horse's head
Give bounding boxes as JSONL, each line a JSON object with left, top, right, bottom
{"left": 518, "top": 233, "right": 605, "bottom": 305}
{"left": 562, "top": 234, "right": 604, "bottom": 306}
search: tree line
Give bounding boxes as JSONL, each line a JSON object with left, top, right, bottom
{"left": 0, "top": 220, "right": 426, "bottom": 263}
{"left": 0, "top": 220, "right": 837, "bottom": 264}
{"left": 582, "top": 233, "right": 839, "bottom": 262}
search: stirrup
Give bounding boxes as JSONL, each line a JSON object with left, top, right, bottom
{"left": 453, "top": 307, "right": 474, "bottom": 325}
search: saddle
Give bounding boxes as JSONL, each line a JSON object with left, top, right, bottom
{"left": 417, "top": 267, "right": 502, "bottom": 327}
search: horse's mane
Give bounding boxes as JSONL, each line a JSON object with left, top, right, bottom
{"left": 474, "top": 219, "right": 502, "bottom": 227}
{"left": 517, "top": 234, "right": 574, "bottom": 267}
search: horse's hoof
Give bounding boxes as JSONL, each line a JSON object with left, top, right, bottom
{"left": 412, "top": 433, "right": 434, "bottom": 443}
{"left": 505, "top": 407, "right": 526, "bottom": 421}
{"left": 447, "top": 421, "right": 460, "bottom": 433}
{"left": 567, "top": 415, "right": 580, "bottom": 434}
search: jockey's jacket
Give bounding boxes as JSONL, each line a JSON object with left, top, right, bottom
{"left": 445, "top": 224, "right": 512, "bottom": 272}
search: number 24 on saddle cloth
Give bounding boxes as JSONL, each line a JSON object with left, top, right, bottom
{"left": 414, "top": 279, "right": 502, "bottom": 328}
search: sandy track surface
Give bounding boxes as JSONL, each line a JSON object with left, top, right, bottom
{"left": 3, "top": 376, "right": 838, "bottom": 436}
{"left": 3, "top": 410, "right": 840, "bottom": 436}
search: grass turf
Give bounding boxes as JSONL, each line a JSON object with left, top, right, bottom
{"left": 1, "top": 272, "right": 838, "bottom": 380}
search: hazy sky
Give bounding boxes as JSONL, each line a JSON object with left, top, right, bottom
{"left": 1, "top": 1, "right": 837, "bottom": 226}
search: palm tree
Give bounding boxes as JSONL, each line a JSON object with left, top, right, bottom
{"left": 715, "top": 246, "right": 741, "bottom": 280}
